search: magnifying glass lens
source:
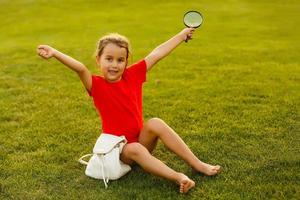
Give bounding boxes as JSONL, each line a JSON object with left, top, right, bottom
{"left": 183, "top": 11, "right": 203, "bottom": 28}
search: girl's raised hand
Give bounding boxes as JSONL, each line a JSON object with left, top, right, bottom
{"left": 37, "top": 45, "right": 56, "bottom": 59}
{"left": 179, "top": 27, "right": 196, "bottom": 42}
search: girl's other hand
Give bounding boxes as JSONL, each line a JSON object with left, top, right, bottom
{"left": 37, "top": 45, "right": 56, "bottom": 59}
{"left": 179, "top": 28, "right": 196, "bottom": 42}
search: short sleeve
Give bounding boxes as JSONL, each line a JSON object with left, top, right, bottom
{"left": 125, "top": 59, "right": 147, "bottom": 84}
{"left": 87, "top": 75, "right": 100, "bottom": 97}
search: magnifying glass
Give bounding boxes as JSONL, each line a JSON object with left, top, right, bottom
{"left": 183, "top": 11, "right": 203, "bottom": 42}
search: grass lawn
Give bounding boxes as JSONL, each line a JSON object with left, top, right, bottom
{"left": 0, "top": 0, "right": 299, "bottom": 199}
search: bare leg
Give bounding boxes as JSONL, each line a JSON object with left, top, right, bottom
{"left": 120, "top": 142, "right": 195, "bottom": 193}
{"left": 139, "top": 118, "right": 221, "bottom": 176}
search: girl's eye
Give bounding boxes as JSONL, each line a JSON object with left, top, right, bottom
{"left": 118, "top": 59, "right": 124, "bottom": 63}
{"left": 106, "top": 58, "right": 113, "bottom": 61}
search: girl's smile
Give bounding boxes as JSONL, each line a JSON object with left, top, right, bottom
{"left": 97, "top": 43, "right": 128, "bottom": 83}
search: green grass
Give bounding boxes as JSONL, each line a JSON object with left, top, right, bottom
{"left": 1, "top": 0, "right": 299, "bottom": 199}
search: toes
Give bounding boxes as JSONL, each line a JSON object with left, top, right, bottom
{"left": 180, "top": 180, "right": 195, "bottom": 193}
{"left": 207, "top": 165, "right": 221, "bottom": 175}
{"left": 181, "top": 180, "right": 188, "bottom": 193}
{"left": 184, "top": 181, "right": 195, "bottom": 193}
{"left": 180, "top": 184, "right": 184, "bottom": 193}
{"left": 214, "top": 165, "right": 221, "bottom": 173}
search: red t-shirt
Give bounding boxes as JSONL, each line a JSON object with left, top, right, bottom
{"left": 88, "top": 60, "right": 147, "bottom": 143}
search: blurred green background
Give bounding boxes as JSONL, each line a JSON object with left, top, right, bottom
{"left": 0, "top": 0, "right": 299, "bottom": 199}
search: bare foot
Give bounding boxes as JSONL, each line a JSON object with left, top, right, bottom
{"left": 176, "top": 173, "right": 195, "bottom": 194}
{"left": 194, "top": 162, "right": 221, "bottom": 176}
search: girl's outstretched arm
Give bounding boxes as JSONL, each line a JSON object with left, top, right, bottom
{"left": 145, "top": 28, "right": 195, "bottom": 71}
{"left": 37, "top": 45, "right": 92, "bottom": 92}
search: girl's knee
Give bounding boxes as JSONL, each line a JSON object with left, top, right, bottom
{"left": 145, "top": 117, "right": 165, "bottom": 131}
{"left": 122, "top": 142, "right": 147, "bottom": 158}
{"left": 144, "top": 118, "right": 166, "bottom": 135}
{"left": 147, "top": 117, "right": 164, "bottom": 124}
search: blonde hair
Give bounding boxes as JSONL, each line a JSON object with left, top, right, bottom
{"left": 95, "top": 33, "right": 131, "bottom": 60}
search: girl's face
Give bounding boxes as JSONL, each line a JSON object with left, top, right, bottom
{"left": 96, "top": 43, "right": 127, "bottom": 83}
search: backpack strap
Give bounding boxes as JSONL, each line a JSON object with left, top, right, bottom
{"left": 78, "top": 154, "right": 93, "bottom": 165}
{"left": 98, "top": 155, "right": 109, "bottom": 188}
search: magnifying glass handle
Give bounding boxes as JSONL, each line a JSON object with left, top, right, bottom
{"left": 185, "top": 35, "right": 191, "bottom": 43}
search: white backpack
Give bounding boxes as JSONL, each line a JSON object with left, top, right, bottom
{"left": 78, "top": 133, "right": 131, "bottom": 188}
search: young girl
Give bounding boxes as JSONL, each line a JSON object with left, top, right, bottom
{"left": 37, "top": 27, "right": 221, "bottom": 193}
